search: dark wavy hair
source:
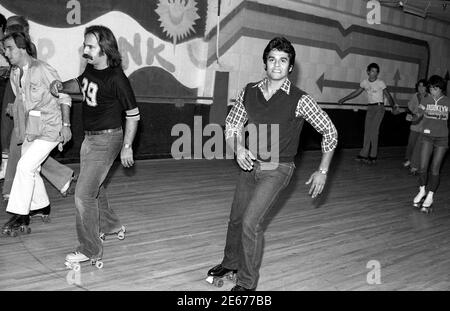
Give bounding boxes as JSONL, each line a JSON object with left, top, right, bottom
{"left": 6, "top": 15, "right": 29, "bottom": 34}
{"left": 85, "top": 25, "right": 122, "bottom": 68}
{"left": 0, "top": 13, "right": 6, "bottom": 33}
{"left": 367, "top": 63, "right": 380, "bottom": 73}
{"left": 2, "top": 31, "right": 34, "bottom": 57}
{"left": 428, "top": 75, "right": 446, "bottom": 94}
{"left": 262, "top": 37, "right": 296, "bottom": 72}
{"left": 415, "top": 78, "right": 428, "bottom": 92}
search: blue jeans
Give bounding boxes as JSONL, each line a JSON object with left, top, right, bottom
{"left": 74, "top": 130, "right": 123, "bottom": 259}
{"left": 221, "top": 161, "right": 295, "bottom": 289}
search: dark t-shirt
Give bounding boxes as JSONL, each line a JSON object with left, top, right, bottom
{"left": 77, "top": 64, "right": 137, "bottom": 131}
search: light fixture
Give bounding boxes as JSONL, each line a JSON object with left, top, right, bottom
{"left": 400, "top": 0, "right": 429, "bottom": 18}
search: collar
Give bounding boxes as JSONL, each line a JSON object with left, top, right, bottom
{"left": 254, "top": 78, "right": 291, "bottom": 95}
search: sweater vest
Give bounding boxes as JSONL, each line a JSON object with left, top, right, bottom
{"left": 243, "top": 82, "right": 306, "bottom": 163}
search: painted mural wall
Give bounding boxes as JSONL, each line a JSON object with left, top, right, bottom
{"left": 1, "top": 0, "right": 448, "bottom": 107}
{"left": 0, "top": 0, "right": 209, "bottom": 99}
{"left": 205, "top": 0, "right": 450, "bottom": 109}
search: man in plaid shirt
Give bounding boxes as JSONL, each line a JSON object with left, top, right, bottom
{"left": 206, "top": 37, "right": 338, "bottom": 291}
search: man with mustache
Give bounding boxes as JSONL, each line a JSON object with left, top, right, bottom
{"left": 50, "top": 25, "right": 140, "bottom": 266}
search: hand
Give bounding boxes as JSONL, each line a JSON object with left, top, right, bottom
{"left": 60, "top": 126, "right": 72, "bottom": 145}
{"left": 121, "top": 146, "right": 134, "bottom": 168}
{"left": 50, "top": 80, "right": 63, "bottom": 97}
{"left": 5, "top": 103, "right": 14, "bottom": 117}
{"left": 305, "top": 171, "right": 327, "bottom": 198}
{"left": 236, "top": 147, "right": 256, "bottom": 171}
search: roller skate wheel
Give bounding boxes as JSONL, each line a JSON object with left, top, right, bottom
{"left": 73, "top": 264, "right": 81, "bottom": 272}
{"left": 117, "top": 232, "right": 125, "bottom": 240}
{"left": 95, "top": 261, "right": 104, "bottom": 269}
{"left": 227, "top": 273, "right": 237, "bottom": 282}
{"left": 20, "top": 226, "right": 25, "bottom": 232}
{"left": 215, "top": 278, "right": 224, "bottom": 287}
{"left": 26, "top": 227, "right": 31, "bottom": 234}
{"left": 42, "top": 216, "right": 51, "bottom": 223}
{"left": 99, "top": 234, "right": 105, "bottom": 241}
{"left": 11, "top": 231, "right": 17, "bottom": 237}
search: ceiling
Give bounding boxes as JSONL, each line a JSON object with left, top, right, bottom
{"left": 379, "top": 0, "right": 450, "bottom": 23}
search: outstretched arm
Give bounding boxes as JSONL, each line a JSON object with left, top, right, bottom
{"left": 338, "top": 87, "right": 364, "bottom": 104}
{"left": 50, "top": 79, "right": 82, "bottom": 97}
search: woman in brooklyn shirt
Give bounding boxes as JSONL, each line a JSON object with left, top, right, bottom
{"left": 413, "top": 75, "right": 449, "bottom": 212}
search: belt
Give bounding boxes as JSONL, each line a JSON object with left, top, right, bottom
{"left": 368, "top": 102, "right": 384, "bottom": 106}
{"left": 85, "top": 127, "right": 122, "bottom": 135}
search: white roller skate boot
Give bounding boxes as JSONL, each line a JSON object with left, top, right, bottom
{"left": 413, "top": 186, "right": 426, "bottom": 208}
{"left": 420, "top": 191, "right": 434, "bottom": 214}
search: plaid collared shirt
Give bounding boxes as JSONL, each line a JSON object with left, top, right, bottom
{"left": 225, "top": 78, "right": 338, "bottom": 153}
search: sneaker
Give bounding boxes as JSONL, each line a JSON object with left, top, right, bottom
{"left": 65, "top": 251, "right": 90, "bottom": 263}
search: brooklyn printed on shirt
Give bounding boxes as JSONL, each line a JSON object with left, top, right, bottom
{"left": 419, "top": 95, "right": 450, "bottom": 137}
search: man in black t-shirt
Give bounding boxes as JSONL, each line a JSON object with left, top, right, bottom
{"left": 51, "top": 25, "right": 140, "bottom": 266}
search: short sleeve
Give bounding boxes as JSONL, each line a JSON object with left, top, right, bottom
{"left": 360, "top": 80, "right": 367, "bottom": 89}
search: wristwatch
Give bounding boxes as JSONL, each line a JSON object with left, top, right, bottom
{"left": 62, "top": 122, "right": 71, "bottom": 127}
{"left": 318, "top": 168, "right": 328, "bottom": 175}
{"left": 123, "top": 143, "right": 131, "bottom": 149}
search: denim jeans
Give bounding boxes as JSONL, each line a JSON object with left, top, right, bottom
{"left": 74, "top": 130, "right": 123, "bottom": 259}
{"left": 221, "top": 161, "right": 295, "bottom": 289}
{"left": 360, "top": 105, "right": 385, "bottom": 158}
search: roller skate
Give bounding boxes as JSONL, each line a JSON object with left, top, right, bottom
{"left": 413, "top": 186, "right": 426, "bottom": 208}
{"left": 29, "top": 205, "right": 51, "bottom": 223}
{"left": 65, "top": 251, "right": 104, "bottom": 271}
{"left": 355, "top": 155, "right": 368, "bottom": 163}
{"left": 99, "top": 225, "right": 126, "bottom": 242}
{"left": 61, "top": 174, "right": 77, "bottom": 197}
{"left": 420, "top": 192, "right": 433, "bottom": 214}
{"left": 367, "top": 156, "right": 377, "bottom": 165}
{"left": 1, "top": 214, "right": 31, "bottom": 237}
{"left": 205, "top": 264, "right": 237, "bottom": 288}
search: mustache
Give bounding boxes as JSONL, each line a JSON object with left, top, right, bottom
{"left": 82, "top": 54, "right": 93, "bottom": 60}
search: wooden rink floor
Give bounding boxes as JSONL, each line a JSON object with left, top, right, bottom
{"left": 0, "top": 146, "right": 449, "bottom": 291}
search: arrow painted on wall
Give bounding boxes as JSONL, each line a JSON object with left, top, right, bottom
{"left": 316, "top": 73, "right": 415, "bottom": 94}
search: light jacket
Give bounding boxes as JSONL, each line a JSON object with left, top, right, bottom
{"left": 9, "top": 58, "right": 71, "bottom": 143}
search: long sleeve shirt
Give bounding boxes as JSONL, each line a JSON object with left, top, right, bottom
{"left": 10, "top": 58, "right": 71, "bottom": 143}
